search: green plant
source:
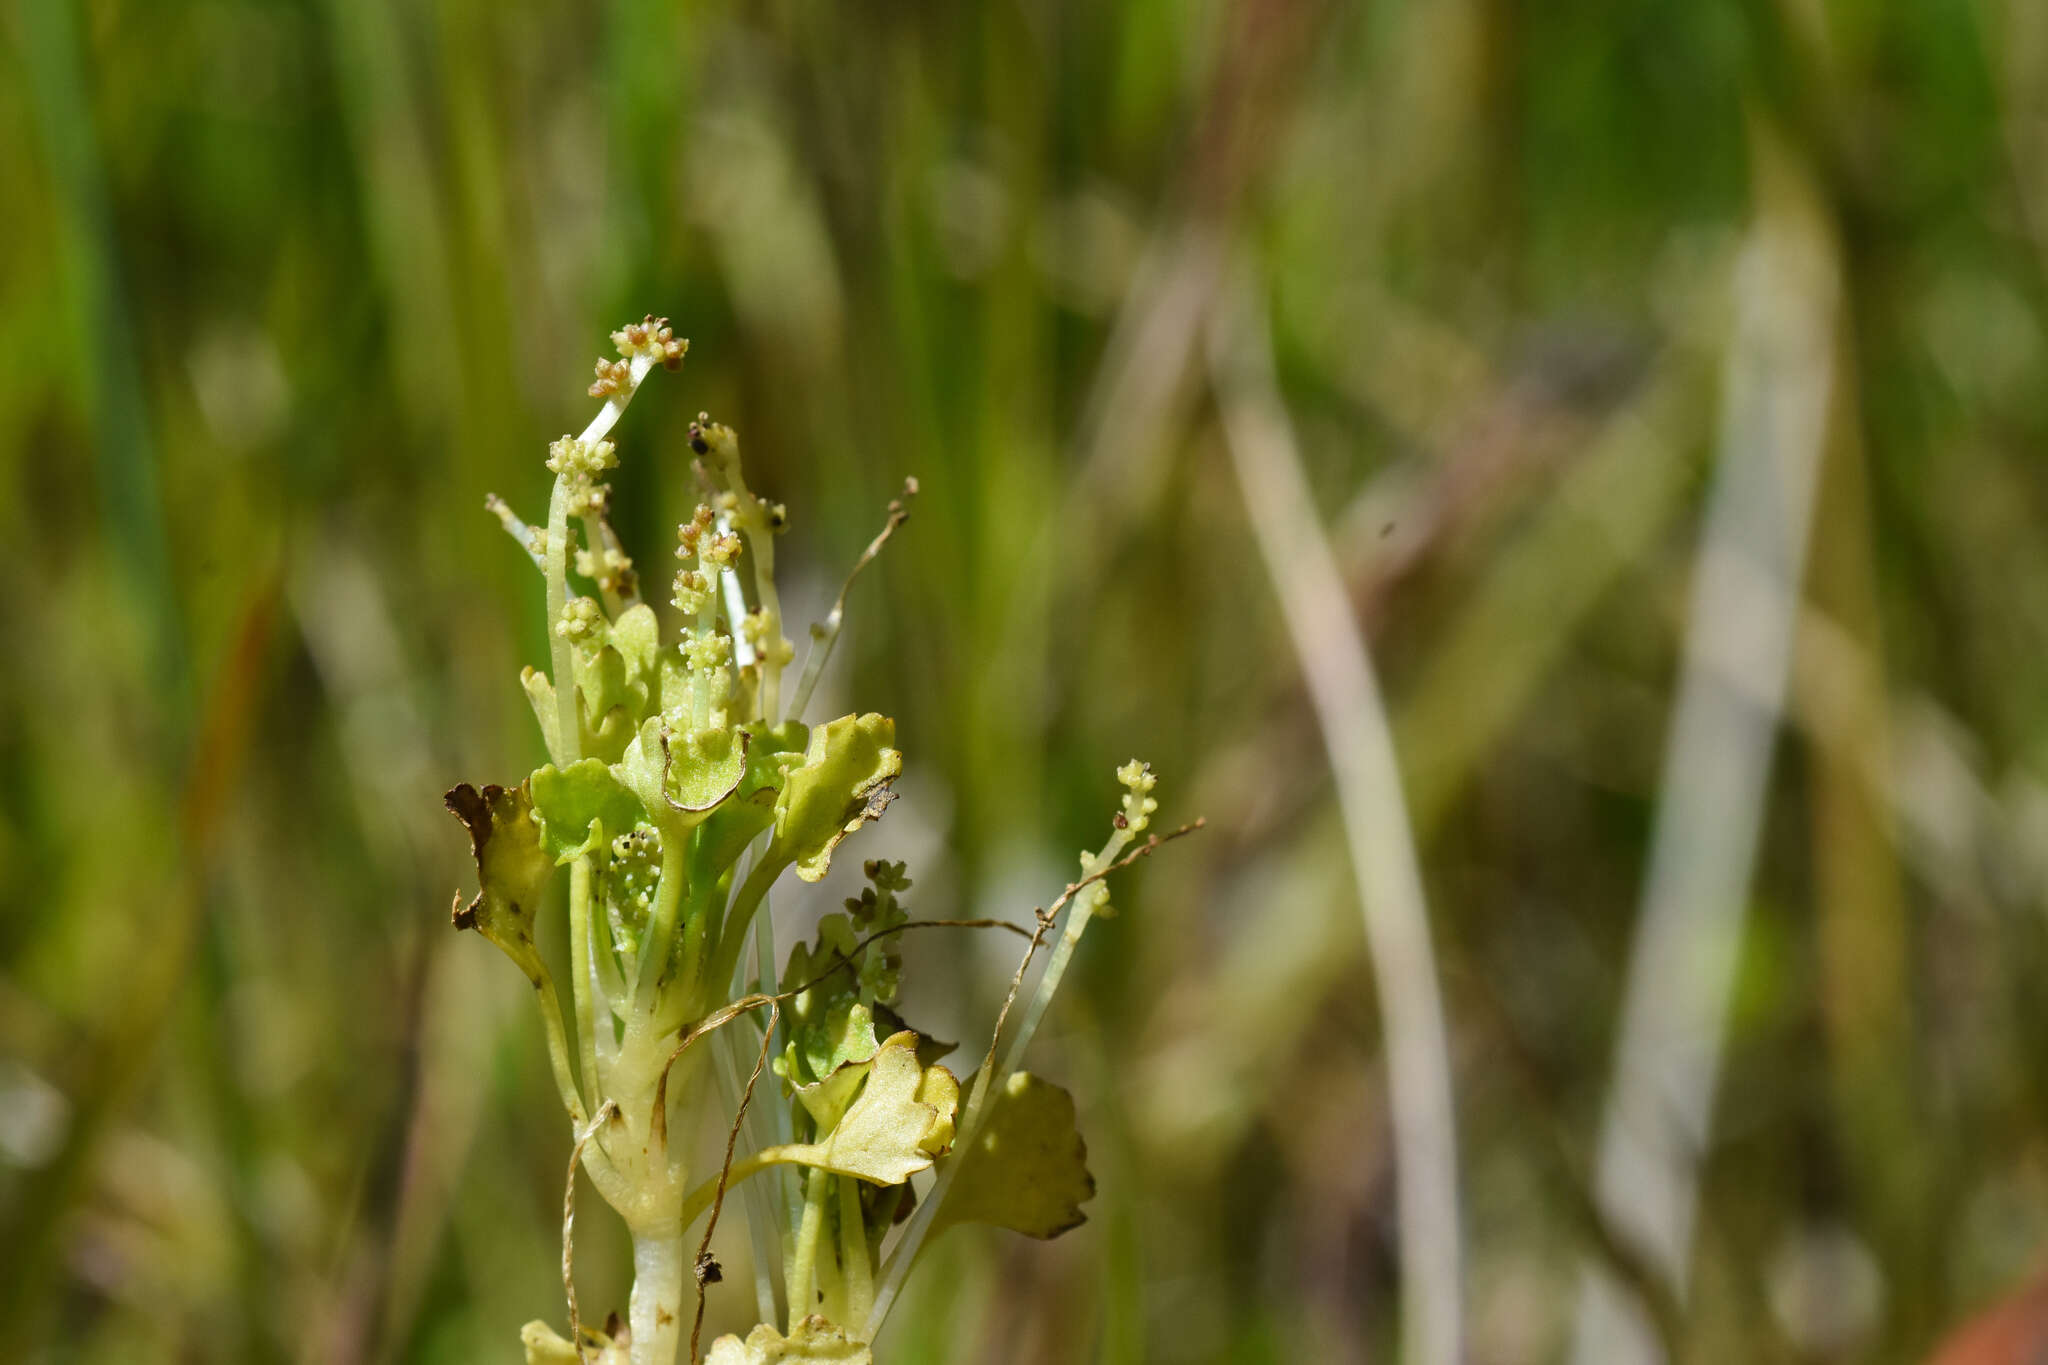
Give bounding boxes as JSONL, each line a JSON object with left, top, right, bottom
{"left": 446, "top": 318, "right": 1190, "bottom": 1364}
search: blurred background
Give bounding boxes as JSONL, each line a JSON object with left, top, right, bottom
{"left": 6, "top": 0, "right": 2048, "bottom": 1361}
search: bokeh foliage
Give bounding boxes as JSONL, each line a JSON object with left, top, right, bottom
{"left": 4, "top": 0, "right": 2048, "bottom": 1361}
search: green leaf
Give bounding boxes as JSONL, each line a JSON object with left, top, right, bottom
{"left": 614, "top": 717, "right": 668, "bottom": 816}
{"left": 575, "top": 636, "right": 641, "bottom": 764}
{"left": 783, "top": 1000, "right": 880, "bottom": 1128}
{"left": 614, "top": 717, "right": 750, "bottom": 829}
{"left": 444, "top": 782, "right": 555, "bottom": 980}
{"left": 665, "top": 725, "right": 750, "bottom": 811}
{"left": 530, "top": 759, "right": 648, "bottom": 864}
{"left": 704, "top": 1318, "right": 871, "bottom": 1365}
{"left": 916, "top": 1064, "right": 960, "bottom": 1157}
{"left": 521, "top": 667, "right": 560, "bottom": 757}
{"left": 574, "top": 606, "right": 661, "bottom": 748}
{"left": 931, "top": 1073, "right": 1094, "bottom": 1240}
{"left": 697, "top": 720, "right": 808, "bottom": 873}
{"left": 609, "top": 601, "right": 662, "bottom": 703}
{"left": 522, "top": 656, "right": 638, "bottom": 765}
{"left": 781, "top": 1032, "right": 946, "bottom": 1185}
{"left": 808, "top": 1032, "right": 945, "bottom": 1184}
{"left": 772, "top": 713, "right": 902, "bottom": 882}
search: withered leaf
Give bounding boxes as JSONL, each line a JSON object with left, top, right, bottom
{"left": 445, "top": 781, "right": 554, "bottom": 982}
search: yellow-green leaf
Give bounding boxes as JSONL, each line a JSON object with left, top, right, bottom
{"left": 916, "top": 1064, "right": 960, "bottom": 1157}
{"left": 521, "top": 1321, "right": 628, "bottom": 1365}
{"left": 445, "top": 781, "right": 554, "bottom": 980}
{"left": 697, "top": 720, "right": 808, "bottom": 871}
{"left": 810, "top": 1032, "right": 939, "bottom": 1184}
{"left": 614, "top": 717, "right": 750, "bottom": 828}
{"left": 772, "top": 713, "right": 901, "bottom": 882}
{"left": 932, "top": 1073, "right": 1094, "bottom": 1240}
{"left": 529, "top": 759, "right": 648, "bottom": 864}
{"left": 704, "top": 1318, "right": 871, "bottom": 1365}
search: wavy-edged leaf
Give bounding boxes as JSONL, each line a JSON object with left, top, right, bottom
{"left": 772, "top": 713, "right": 901, "bottom": 882}
{"left": 931, "top": 1072, "right": 1093, "bottom": 1239}
{"left": 609, "top": 601, "right": 662, "bottom": 704}
{"left": 613, "top": 717, "right": 749, "bottom": 828}
{"left": 704, "top": 1318, "right": 871, "bottom": 1365}
{"left": 445, "top": 781, "right": 554, "bottom": 980}
{"left": 530, "top": 759, "right": 648, "bottom": 864}
{"left": 784, "top": 1000, "right": 880, "bottom": 1128}
{"left": 775, "top": 1033, "right": 943, "bottom": 1185}
{"left": 522, "top": 667, "right": 560, "bottom": 757}
{"left": 664, "top": 725, "right": 750, "bottom": 811}
{"left": 697, "top": 720, "right": 809, "bottom": 872}
{"left": 916, "top": 1064, "right": 960, "bottom": 1157}
{"left": 521, "top": 1321, "right": 627, "bottom": 1365}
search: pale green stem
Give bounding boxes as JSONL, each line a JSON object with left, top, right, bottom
{"left": 670, "top": 865, "right": 720, "bottom": 1023}
{"left": 713, "top": 1038, "right": 783, "bottom": 1327}
{"left": 590, "top": 902, "right": 625, "bottom": 1079}
{"left": 750, "top": 884, "right": 796, "bottom": 1158}
{"left": 718, "top": 544, "right": 755, "bottom": 671}
{"left": 544, "top": 479, "right": 579, "bottom": 767}
{"left": 530, "top": 970, "right": 588, "bottom": 1128}
{"left": 484, "top": 493, "right": 543, "bottom": 568}
{"left": 578, "top": 511, "right": 623, "bottom": 619}
{"left": 867, "top": 832, "right": 1129, "bottom": 1335}
{"left": 786, "top": 616, "right": 835, "bottom": 725}
{"left": 631, "top": 833, "right": 691, "bottom": 1022}
{"left": 629, "top": 1224, "right": 686, "bottom": 1365}
{"left": 786, "top": 1167, "right": 830, "bottom": 1331}
{"left": 836, "top": 1176, "right": 873, "bottom": 1328}
{"left": 543, "top": 348, "right": 655, "bottom": 763}
{"left": 577, "top": 353, "right": 655, "bottom": 447}
{"left": 569, "top": 857, "right": 602, "bottom": 1098}
{"left": 991, "top": 836, "right": 1128, "bottom": 1087}
{"left": 786, "top": 483, "right": 913, "bottom": 725}
{"left": 707, "top": 856, "right": 783, "bottom": 1004}
{"left": 673, "top": 1140, "right": 873, "bottom": 1231}
{"left": 690, "top": 588, "right": 715, "bottom": 734}
{"left": 749, "top": 533, "right": 784, "bottom": 723}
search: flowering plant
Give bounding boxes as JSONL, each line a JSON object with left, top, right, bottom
{"left": 446, "top": 319, "right": 1191, "bottom": 1364}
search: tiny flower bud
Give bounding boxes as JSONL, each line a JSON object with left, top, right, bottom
{"left": 547, "top": 436, "right": 618, "bottom": 480}
{"left": 589, "top": 358, "right": 635, "bottom": 400}
{"left": 555, "top": 595, "right": 603, "bottom": 643}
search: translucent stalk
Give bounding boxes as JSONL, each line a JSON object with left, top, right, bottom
{"left": 628, "top": 1225, "right": 686, "bottom": 1365}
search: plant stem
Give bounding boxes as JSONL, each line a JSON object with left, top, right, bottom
{"left": 533, "top": 971, "right": 588, "bottom": 1127}
{"left": 708, "top": 857, "right": 782, "bottom": 1002}
{"left": 786, "top": 1166, "right": 830, "bottom": 1331}
{"left": 676, "top": 852, "right": 717, "bottom": 1008}
{"left": 835, "top": 1176, "right": 873, "bottom": 1328}
{"left": 633, "top": 833, "right": 691, "bottom": 1020}
{"left": 868, "top": 834, "right": 1125, "bottom": 1334}
{"left": 749, "top": 534, "right": 783, "bottom": 724}
{"left": 569, "top": 856, "right": 602, "bottom": 1099}
{"left": 544, "top": 477, "right": 579, "bottom": 767}
{"left": 629, "top": 1224, "right": 686, "bottom": 1365}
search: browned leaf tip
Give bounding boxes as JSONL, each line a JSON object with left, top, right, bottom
{"left": 861, "top": 781, "right": 898, "bottom": 823}
{"left": 442, "top": 781, "right": 551, "bottom": 944}
{"left": 444, "top": 783, "right": 504, "bottom": 929}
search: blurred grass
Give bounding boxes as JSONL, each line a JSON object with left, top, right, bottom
{"left": 5, "top": 0, "right": 2048, "bottom": 1361}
